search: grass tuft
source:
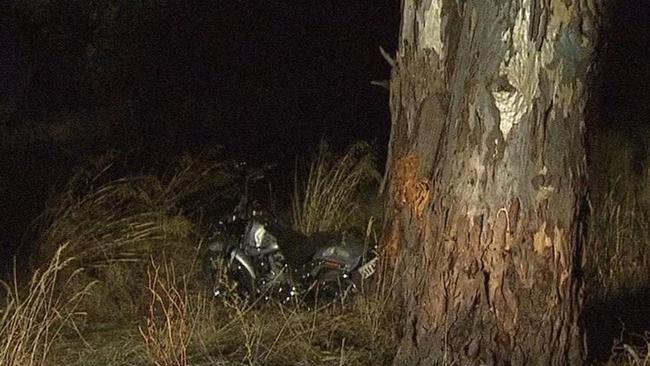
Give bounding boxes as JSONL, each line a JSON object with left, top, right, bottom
{"left": 585, "top": 186, "right": 650, "bottom": 303}
{"left": 139, "top": 257, "right": 202, "bottom": 366}
{"left": 0, "top": 244, "right": 94, "bottom": 366}
{"left": 34, "top": 152, "right": 230, "bottom": 322}
{"left": 292, "top": 141, "right": 379, "bottom": 235}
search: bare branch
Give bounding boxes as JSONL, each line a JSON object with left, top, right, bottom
{"left": 379, "top": 46, "right": 395, "bottom": 68}
{"left": 370, "top": 80, "right": 389, "bottom": 90}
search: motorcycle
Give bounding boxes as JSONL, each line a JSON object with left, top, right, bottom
{"left": 203, "top": 162, "right": 378, "bottom": 305}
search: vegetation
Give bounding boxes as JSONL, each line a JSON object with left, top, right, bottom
{"left": 0, "top": 244, "right": 93, "bottom": 366}
{"left": 0, "top": 146, "right": 396, "bottom": 366}
{"left": 292, "top": 141, "right": 380, "bottom": 235}
{"left": 1, "top": 140, "right": 650, "bottom": 365}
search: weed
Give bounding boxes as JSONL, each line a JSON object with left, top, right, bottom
{"left": 139, "top": 258, "right": 202, "bottom": 366}
{"left": 0, "top": 244, "right": 94, "bottom": 366}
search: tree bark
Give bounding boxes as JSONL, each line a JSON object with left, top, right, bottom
{"left": 383, "top": 1, "right": 599, "bottom": 365}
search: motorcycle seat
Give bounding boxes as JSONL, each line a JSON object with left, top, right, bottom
{"left": 267, "top": 225, "right": 360, "bottom": 269}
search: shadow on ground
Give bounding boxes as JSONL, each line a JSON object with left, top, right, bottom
{"left": 585, "top": 288, "right": 650, "bottom": 362}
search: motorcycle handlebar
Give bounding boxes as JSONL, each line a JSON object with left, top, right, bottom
{"left": 231, "top": 161, "right": 277, "bottom": 179}
{"left": 221, "top": 161, "right": 278, "bottom": 223}
{"left": 246, "top": 162, "right": 277, "bottom": 181}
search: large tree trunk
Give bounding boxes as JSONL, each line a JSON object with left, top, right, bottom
{"left": 383, "top": 1, "right": 599, "bottom": 364}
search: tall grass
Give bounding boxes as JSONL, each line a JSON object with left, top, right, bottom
{"left": 35, "top": 152, "right": 230, "bottom": 321}
{"left": 584, "top": 127, "right": 650, "bottom": 364}
{"left": 604, "top": 333, "right": 650, "bottom": 366}
{"left": 139, "top": 258, "right": 201, "bottom": 366}
{"left": 188, "top": 286, "right": 397, "bottom": 365}
{"left": 585, "top": 189, "right": 650, "bottom": 303}
{"left": 38, "top": 152, "right": 228, "bottom": 266}
{"left": 25, "top": 149, "right": 395, "bottom": 365}
{"left": 292, "top": 141, "right": 379, "bottom": 235}
{"left": 583, "top": 189, "right": 650, "bottom": 364}
{"left": 0, "top": 244, "right": 93, "bottom": 366}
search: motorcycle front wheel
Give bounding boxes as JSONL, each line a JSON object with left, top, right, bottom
{"left": 204, "top": 254, "right": 256, "bottom": 301}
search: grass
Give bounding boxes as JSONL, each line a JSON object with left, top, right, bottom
{"left": 4, "top": 142, "right": 650, "bottom": 365}
{"left": 139, "top": 258, "right": 197, "bottom": 366}
{"left": 49, "top": 292, "right": 396, "bottom": 366}
{"left": 0, "top": 147, "right": 396, "bottom": 366}
{"left": 585, "top": 189, "right": 650, "bottom": 303}
{"left": 33, "top": 151, "right": 230, "bottom": 322}
{"left": 185, "top": 271, "right": 398, "bottom": 366}
{"left": 292, "top": 141, "right": 380, "bottom": 235}
{"left": 46, "top": 240, "right": 397, "bottom": 366}
{"left": 0, "top": 244, "right": 94, "bottom": 366}
{"left": 606, "top": 334, "right": 650, "bottom": 365}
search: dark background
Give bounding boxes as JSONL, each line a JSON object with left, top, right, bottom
{"left": 1, "top": 1, "right": 399, "bottom": 156}
{"left": 0, "top": 1, "right": 399, "bottom": 267}
{"left": 597, "top": 1, "right": 650, "bottom": 132}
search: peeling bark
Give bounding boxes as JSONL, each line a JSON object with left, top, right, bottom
{"left": 384, "top": 0, "right": 599, "bottom": 364}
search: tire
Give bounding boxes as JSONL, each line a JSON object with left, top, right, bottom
{"left": 228, "top": 260, "right": 256, "bottom": 299}
{"left": 203, "top": 253, "right": 224, "bottom": 297}
{"left": 314, "top": 269, "right": 355, "bottom": 304}
{"left": 204, "top": 251, "right": 257, "bottom": 301}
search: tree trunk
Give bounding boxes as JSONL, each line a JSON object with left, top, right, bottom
{"left": 383, "top": 1, "right": 599, "bottom": 364}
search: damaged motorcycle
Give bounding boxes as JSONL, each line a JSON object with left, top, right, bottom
{"left": 203, "top": 162, "right": 378, "bottom": 305}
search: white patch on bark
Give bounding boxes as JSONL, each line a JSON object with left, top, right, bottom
{"left": 401, "top": 0, "right": 417, "bottom": 47}
{"left": 418, "top": 1, "right": 444, "bottom": 56}
{"left": 539, "top": 165, "right": 548, "bottom": 175}
{"left": 493, "top": 0, "right": 555, "bottom": 139}
{"left": 493, "top": 90, "right": 525, "bottom": 138}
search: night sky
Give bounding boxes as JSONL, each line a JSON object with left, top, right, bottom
{"left": 2, "top": 1, "right": 399, "bottom": 157}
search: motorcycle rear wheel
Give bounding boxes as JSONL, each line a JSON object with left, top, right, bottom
{"left": 313, "top": 269, "right": 356, "bottom": 304}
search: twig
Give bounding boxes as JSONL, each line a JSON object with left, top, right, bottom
{"left": 379, "top": 46, "right": 396, "bottom": 68}
{"left": 370, "top": 80, "right": 389, "bottom": 90}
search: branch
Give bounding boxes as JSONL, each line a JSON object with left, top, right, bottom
{"left": 370, "top": 80, "right": 389, "bottom": 90}
{"left": 379, "top": 46, "right": 395, "bottom": 68}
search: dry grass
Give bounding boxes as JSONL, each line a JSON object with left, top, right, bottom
{"left": 584, "top": 130, "right": 650, "bottom": 364}
{"left": 34, "top": 152, "right": 229, "bottom": 322}
{"left": 53, "top": 328, "right": 145, "bottom": 366}
{"left": 49, "top": 265, "right": 398, "bottom": 366}
{"left": 44, "top": 217, "right": 397, "bottom": 366}
{"left": 38, "top": 152, "right": 226, "bottom": 265}
{"left": 0, "top": 244, "right": 93, "bottom": 366}
{"left": 20, "top": 149, "right": 396, "bottom": 366}
{"left": 139, "top": 258, "right": 202, "bottom": 366}
{"left": 601, "top": 332, "right": 650, "bottom": 366}
{"left": 292, "top": 141, "right": 379, "bottom": 235}
{"left": 188, "top": 289, "right": 396, "bottom": 366}
{"left": 585, "top": 190, "right": 650, "bottom": 303}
